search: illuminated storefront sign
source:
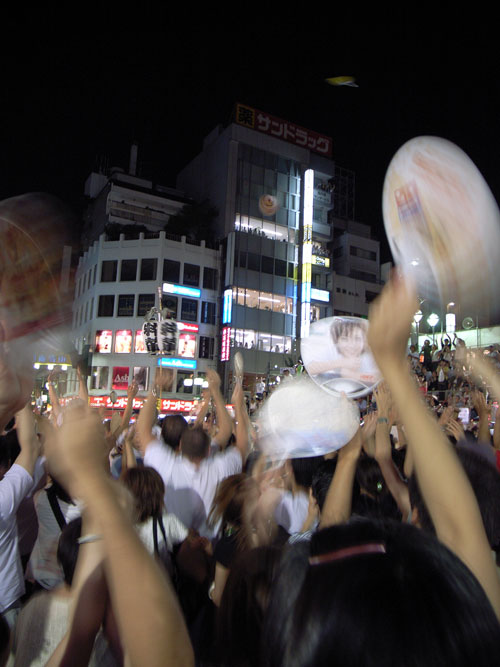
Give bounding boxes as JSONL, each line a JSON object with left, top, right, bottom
{"left": 301, "top": 169, "right": 314, "bottom": 338}
{"left": 159, "top": 399, "right": 195, "bottom": 413}
{"left": 95, "top": 330, "right": 112, "bottom": 353}
{"left": 311, "top": 288, "right": 330, "bottom": 303}
{"left": 177, "top": 322, "right": 199, "bottom": 333}
{"left": 157, "top": 357, "right": 197, "bottom": 370}
{"left": 234, "top": 103, "right": 332, "bottom": 157}
{"left": 312, "top": 255, "right": 330, "bottom": 268}
{"left": 134, "top": 330, "right": 147, "bottom": 353}
{"left": 221, "top": 326, "right": 231, "bottom": 362}
{"left": 89, "top": 396, "right": 144, "bottom": 410}
{"left": 223, "top": 288, "right": 232, "bottom": 324}
{"left": 162, "top": 283, "right": 201, "bottom": 298}
{"left": 112, "top": 366, "right": 130, "bottom": 390}
{"left": 114, "top": 330, "right": 132, "bottom": 354}
{"left": 177, "top": 333, "right": 196, "bottom": 358}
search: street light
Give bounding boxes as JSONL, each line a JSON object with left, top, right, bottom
{"left": 427, "top": 313, "right": 439, "bottom": 344}
{"left": 413, "top": 310, "right": 423, "bottom": 347}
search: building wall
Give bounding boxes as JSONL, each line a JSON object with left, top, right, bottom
{"left": 70, "top": 232, "right": 221, "bottom": 404}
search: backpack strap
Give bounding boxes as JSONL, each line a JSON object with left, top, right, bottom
{"left": 152, "top": 514, "right": 168, "bottom": 555}
{"left": 46, "top": 485, "right": 67, "bottom": 530}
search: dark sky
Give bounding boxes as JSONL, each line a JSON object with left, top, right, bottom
{"left": 2, "top": 23, "right": 498, "bottom": 263}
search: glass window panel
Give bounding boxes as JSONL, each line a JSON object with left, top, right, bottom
{"left": 120, "top": 259, "right": 137, "bottom": 281}
{"left": 181, "top": 298, "right": 198, "bottom": 322}
{"left": 261, "top": 256, "right": 273, "bottom": 274}
{"left": 201, "top": 301, "right": 216, "bottom": 324}
{"left": 140, "top": 258, "right": 157, "bottom": 281}
{"left": 203, "top": 267, "right": 217, "bottom": 290}
{"left": 246, "top": 289, "right": 258, "bottom": 308}
{"left": 275, "top": 259, "right": 286, "bottom": 277}
{"left": 117, "top": 294, "right": 135, "bottom": 317}
{"left": 98, "top": 295, "right": 114, "bottom": 317}
{"left": 137, "top": 294, "right": 155, "bottom": 317}
{"left": 101, "top": 261, "right": 117, "bottom": 282}
{"left": 257, "top": 333, "right": 271, "bottom": 352}
{"left": 90, "top": 366, "right": 109, "bottom": 391}
{"left": 183, "top": 263, "right": 200, "bottom": 287}
{"left": 163, "top": 259, "right": 180, "bottom": 282}
{"left": 247, "top": 253, "right": 260, "bottom": 271}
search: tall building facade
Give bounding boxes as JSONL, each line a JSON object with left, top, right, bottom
{"left": 177, "top": 104, "right": 336, "bottom": 392}
{"left": 69, "top": 231, "right": 221, "bottom": 413}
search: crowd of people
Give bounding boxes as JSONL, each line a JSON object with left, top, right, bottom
{"left": 2, "top": 276, "right": 500, "bottom": 665}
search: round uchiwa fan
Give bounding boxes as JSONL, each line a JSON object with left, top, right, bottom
{"left": 382, "top": 136, "right": 500, "bottom": 317}
{"left": 0, "top": 193, "right": 74, "bottom": 377}
{"left": 258, "top": 376, "right": 359, "bottom": 460}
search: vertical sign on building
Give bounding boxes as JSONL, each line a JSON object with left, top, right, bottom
{"left": 221, "top": 326, "right": 231, "bottom": 362}
{"left": 223, "top": 288, "right": 232, "bottom": 325}
{"left": 301, "top": 169, "right": 314, "bottom": 338}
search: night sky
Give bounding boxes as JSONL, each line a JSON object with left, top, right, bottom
{"left": 2, "top": 22, "right": 498, "bottom": 263}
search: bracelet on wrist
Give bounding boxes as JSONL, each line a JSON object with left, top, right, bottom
{"left": 77, "top": 534, "right": 102, "bottom": 545}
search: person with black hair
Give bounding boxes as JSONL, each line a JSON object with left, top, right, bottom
{"left": 138, "top": 369, "right": 247, "bottom": 539}
{"left": 26, "top": 475, "right": 81, "bottom": 590}
{"left": 262, "top": 520, "right": 500, "bottom": 667}
{"left": 274, "top": 457, "right": 323, "bottom": 535}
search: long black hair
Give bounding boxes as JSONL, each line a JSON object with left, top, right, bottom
{"left": 262, "top": 519, "right": 500, "bottom": 667}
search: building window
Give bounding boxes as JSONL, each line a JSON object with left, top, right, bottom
{"left": 176, "top": 371, "right": 194, "bottom": 394}
{"left": 275, "top": 259, "right": 287, "bottom": 277}
{"left": 90, "top": 366, "right": 109, "bottom": 390}
{"left": 183, "top": 263, "right": 200, "bottom": 287}
{"left": 117, "top": 294, "right": 135, "bottom": 317}
{"left": 162, "top": 295, "right": 178, "bottom": 317}
{"left": 137, "top": 294, "right": 155, "bottom": 317}
{"left": 203, "top": 267, "right": 217, "bottom": 290}
{"left": 199, "top": 336, "right": 214, "bottom": 359}
{"left": 247, "top": 252, "right": 260, "bottom": 271}
{"left": 98, "top": 295, "right": 115, "bottom": 317}
{"left": 261, "top": 256, "right": 274, "bottom": 274}
{"left": 350, "top": 269, "right": 377, "bottom": 282}
{"left": 120, "top": 259, "right": 138, "bottom": 281}
{"left": 101, "top": 261, "right": 117, "bottom": 282}
{"left": 181, "top": 298, "right": 198, "bottom": 322}
{"left": 333, "top": 246, "right": 343, "bottom": 258}
{"left": 201, "top": 301, "right": 216, "bottom": 324}
{"left": 349, "top": 246, "right": 377, "bottom": 261}
{"left": 140, "top": 258, "right": 158, "bottom": 281}
{"left": 163, "top": 259, "right": 180, "bottom": 283}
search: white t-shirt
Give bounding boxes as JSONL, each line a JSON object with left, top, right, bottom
{"left": 144, "top": 440, "right": 242, "bottom": 538}
{"left": 274, "top": 490, "right": 309, "bottom": 535}
{"left": 27, "top": 488, "right": 82, "bottom": 589}
{"left": 0, "top": 464, "right": 34, "bottom": 613}
{"left": 136, "top": 511, "right": 188, "bottom": 572}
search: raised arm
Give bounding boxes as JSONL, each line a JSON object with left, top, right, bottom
{"left": 472, "top": 389, "right": 492, "bottom": 444}
{"left": 76, "top": 366, "right": 89, "bottom": 404}
{"left": 136, "top": 368, "right": 173, "bottom": 454}
{"left": 47, "top": 370, "right": 62, "bottom": 421}
{"left": 206, "top": 370, "right": 232, "bottom": 449}
{"left": 14, "top": 403, "right": 42, "bottom": 478}
{"left": 319, "top": 428, "right": 362, "bottom": 529}
{"left": 231, "top": 382, "right": 249, "bottom": 462}
{"left": 45, "top": 409, "right": 194, "bottom": 667}
{"left": 372, "top": 383, "right": 411, "bottom": 520}
{"left": 368, "top": 275, "right": 500, "bottom": 619}
{"left": 192, "top": 389, "right": 211, "bottom": 430}
{"left": 114, "top": 381, "right": 138, "bottom": 441}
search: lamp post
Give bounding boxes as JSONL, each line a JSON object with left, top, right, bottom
{"left": 427, "top": 313, "right": 439, "bottom": 345}
{"left": 413, "top": 310, "right": 423, "bottom": 348}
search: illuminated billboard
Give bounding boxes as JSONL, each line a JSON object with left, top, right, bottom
{"left": 95, "top": 330, "right": 112, "bottom": 353}
{"left": 162, "top": 283, "right": 201, "bottom": 298}
{"left": 157, "top": 357, "right": 197, "bottom": 370}
{"left": 134, "top": 330, "right": 147, "bottom": 353}
{"left": 178, "top": 333, "right": 196, "bottom": 358}
{"left": 114, "top": 330, "right": 132, "bottom": 354}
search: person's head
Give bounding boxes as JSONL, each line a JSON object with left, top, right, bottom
{"left": 217, "top": 546, "right": 282, "bottom": 667}
{"left": 57, "top": 517, "right": 82, "bottom": 586}
{"left": 122, "top": 467, "right": 165, "bottom": 522}
{"left": 288, "top": 456, "right": 323, "bottom": 492}
{"left": 0, "top": 430, "right": 20, "bottom": 480}
{"left": 409, "top": 448, "right": 500, "bottom": 552}
{"left": 209, "top": 474, "right": 260, "bottom": 549}
{"left": 311, "top": 459, "right": 338, "bottom": 513}
{"left": 180, "top": 427, "right": 210, "bottom": 461}
{"left": 330, "top": 319, "right": 367, "bottom": 358}
{"left": 160, "top": 415, "right": 188, "bottom": 452}
{"left": 262, "top": 520, "right": 500, "bottom": 667}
